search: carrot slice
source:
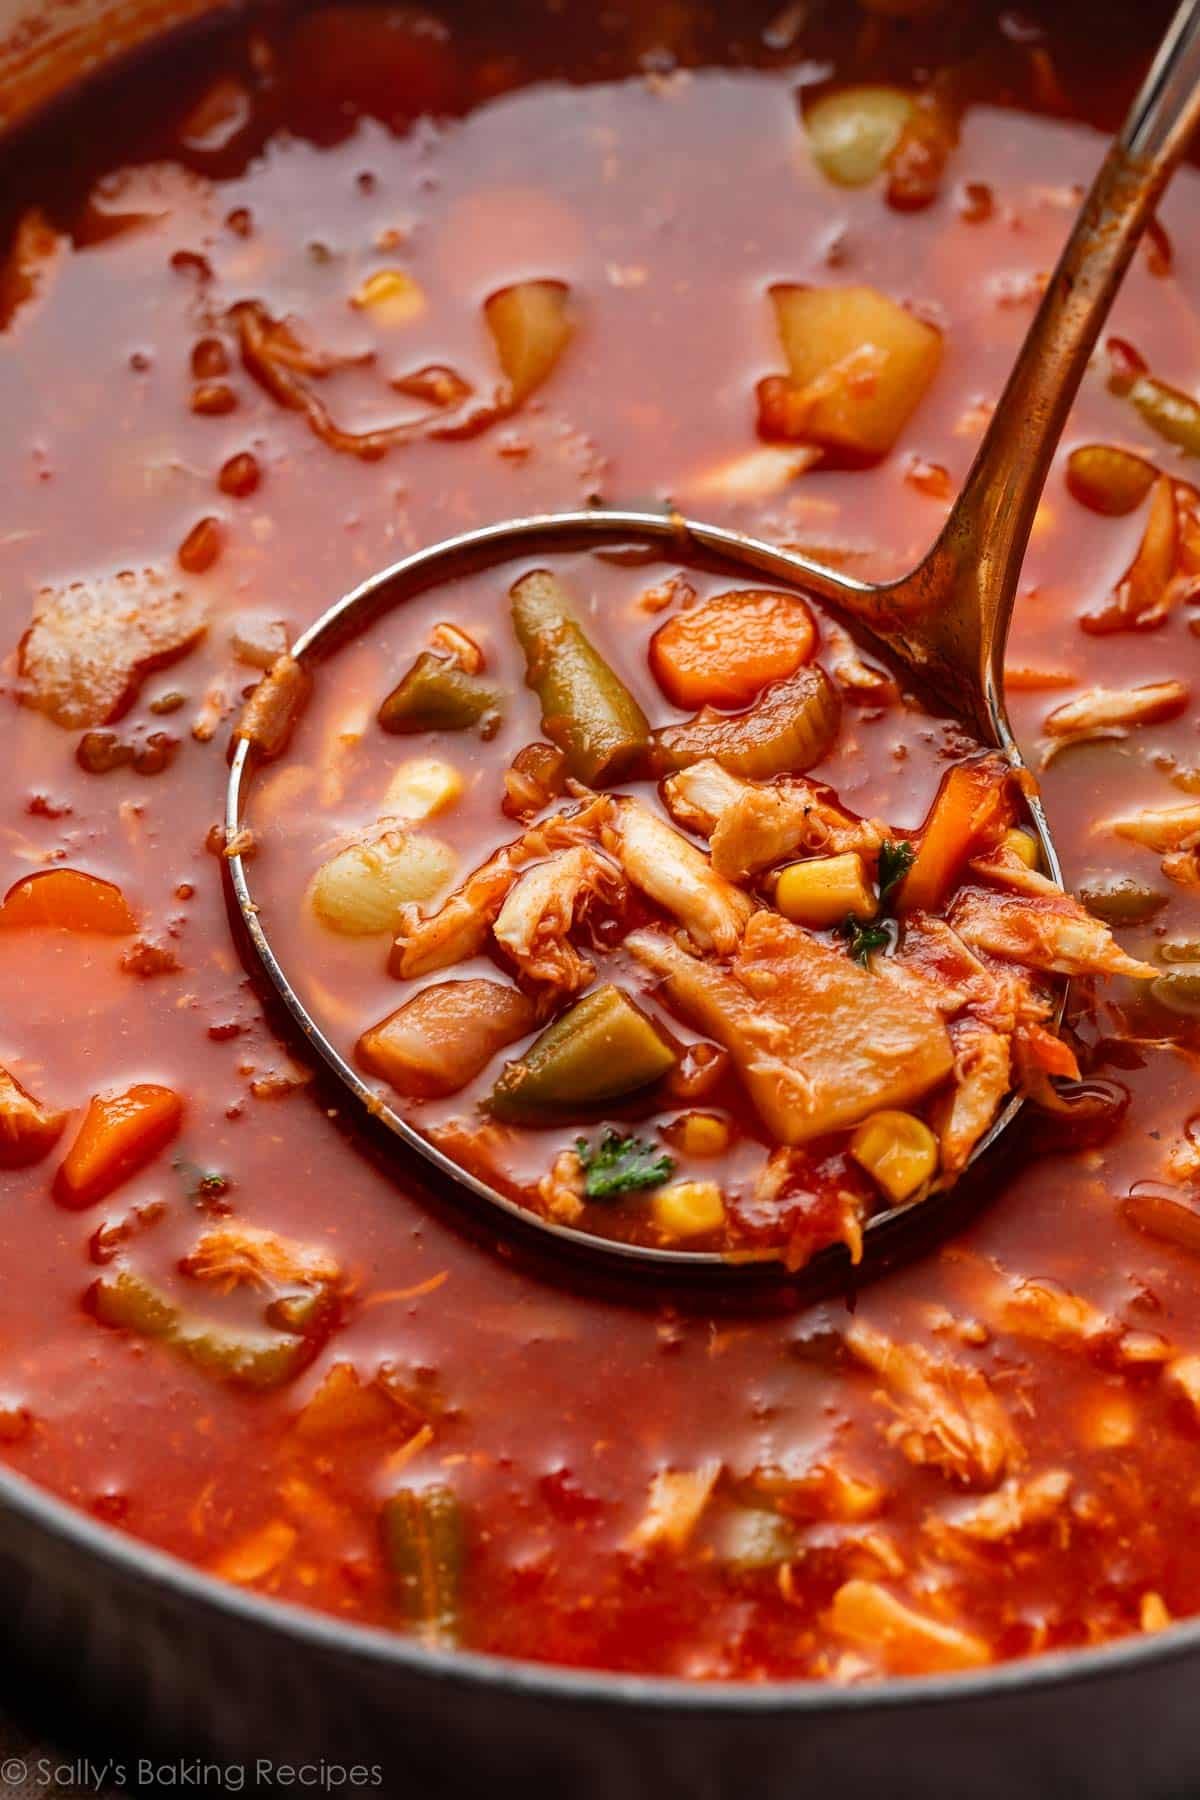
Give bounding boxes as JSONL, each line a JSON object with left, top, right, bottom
{"left": 0, "top": 868, "right": 136, "bottom": 934}
{"left": 55, "top": 1083, "right": 183, "bottom": 1207}
{"left": 897, "top": 761, "right": 1014, "bottom": 914}
{"left": 649, "top": 589, "right": 816, "bottom": 710}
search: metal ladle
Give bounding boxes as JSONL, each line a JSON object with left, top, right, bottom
{"left": 227, "top": 0, "right": 1200, "bottom": 1282}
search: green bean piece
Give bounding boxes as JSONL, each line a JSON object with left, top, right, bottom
{"left": 1150, "top": 968, "right": 1200, "bottom": 1017}
{"left": 488, "top": 983, "right": 676, "bottom": 1123}
{"left": 378, "top": 651, "right": 501, "bottom": 735}
{"left": 91, "top": 1268, "right": 310, "bottom": 1391}
{"left": 510, "top": 570, "right": 652, "bottom": 785}
{"left": 381, "top": 1485, "right": 465, "bottom": 1645}
{"left": 1078, "top": 873, "right": 1167, "bottom": 926}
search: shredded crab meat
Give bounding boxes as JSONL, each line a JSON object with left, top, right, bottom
{"left": 927, "top": 1469, "right": 1073, "bottom": 1549}
{"left": 1042, "top": 681, "right": 1188, "bottom": 747}
{"left": 846, "top": 1320, "right": 1023, "bottom": 1489}
{"left": 966, "top": 845, "right": 1064, "bottom": 898}
{"left": 932, "top": 1022, "right": 1013, "bottom": 1175}
{"left": 625, "top": 1462, "right": 721, "bottom": 1552}
{"left": 752, "top": 1147, "right": 867, "bottom": 1267}
{"left": 950, "top": 887, "right": 1155, "bottom": 979}
{"left": 391, "top": 797, "right": 612, "bottom": 978}
{"left": 820, "top": 620, "right": 897, "bottom": 700}
{"left": 993, "top": 1274, "right": 1113, "bottom": 1346}
{"left": 662, "top": 759, "right": 885, "bottom": 880}
{"left": 603, "top": 797, "right": 753, "bottom": 952}
{"left": 827, "top": 1579, "right": 991, "bottom": 1674}
{"left": 887, "top": 914, "right": 1052, "bottom": 1039}
{"left": 180, "top": 1224, "right": 342, "bottom": 1296}
{"left": 537, "top": 1148, "right": 586, "bottom": 1225}
{"left": 1105, "top": 799, "right": 1200, "bottom": 852}
{"left": 492, "top": 844, "right": 626, "bottom": 1009}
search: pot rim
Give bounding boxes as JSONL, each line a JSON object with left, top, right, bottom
{"left": 3, "top": 0, "right": 1196, "bottom": 1735}
{"left": 2, "top": 1453, "right": 1196, "bottom": 1713}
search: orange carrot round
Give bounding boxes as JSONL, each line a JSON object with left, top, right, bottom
{"left": 649, "top": 588, "right": 816, "bottom": 710}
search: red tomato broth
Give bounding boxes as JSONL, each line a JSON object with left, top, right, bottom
{"left": 1, "top": 0, "right": 1200, "bottom": 1678}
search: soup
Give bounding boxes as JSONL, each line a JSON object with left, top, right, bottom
{"left": 3, "top": 0, "right": 1200, "bottom": 1680}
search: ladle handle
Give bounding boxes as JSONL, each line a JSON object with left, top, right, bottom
{"left": 898, "top": 0, "right": 1200, "bottom": 741}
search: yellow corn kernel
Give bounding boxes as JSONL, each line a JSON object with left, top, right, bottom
{"left": 652, "top": 1180, "right": 726, "bottom": 1240}
{"left": 1001, "top": 827, "right": 1039, "bottom": 869}
{"left": 351, "top": 268, "right": 426, "bottom": 326}
{"left": 774, "top": 852, "right": 876, "bottom": 929}
{"left": 382, "top": 757, "right": 464, "bottom": 821}
{"left": 676, "top": 1111, "right": 731, "bottom": 1157}
{"left": 850, "top": 1109, "right": 938, "bottom": 1204}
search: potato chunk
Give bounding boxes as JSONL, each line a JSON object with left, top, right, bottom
{"left": 485, "top": 279, "right": 574, "bottom": 404}
{"left": 20, "top": 568, "right": 206, "bottom": 729}
{"left": 760, "top": 284, "right": 942, "bottom": 461}
{"left": 628, "top": 913, "right": 953, "bottom": 1144}
{"left": 0, "top": 1065, "right": 67, "bottom": 1168}
{"left": 357, "top": 979, "right": 535, "bottom": 1099}
{"left": 310, "top": 829, "right": 456, "bottom": 935}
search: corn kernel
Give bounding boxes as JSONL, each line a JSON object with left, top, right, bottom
{"left": 652, "top": 1180, "right": 726, "bottom": 1239}
{"left": 673, "top": 1111, "right": 731, "bottom": 1157}
{"left": 1001, "top": 827, "right": 1040, "bottom": 869}
{"left": 774, "top": 853, "right": 876, "bottom": 929}
{"left": 350, "top": 269, "right": 426, "bottom": 326}
{"left": 850, "top": 1109, "right": 938, "bottom": 1203}
{"left": 382, "top": 757, "right": 464, "bottom": 821}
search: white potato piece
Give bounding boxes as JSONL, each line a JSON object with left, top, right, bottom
{"left": 381, "top": 757, "right": 464, "bottom": 820}
{"left": 310, "top": 829, "right": 456, "bottom": 936}
{"left": 485, "top": 279, "right": 574, "bottom": 404}
{"left": 765, "top": 284, "right": 943, "bottom": 460}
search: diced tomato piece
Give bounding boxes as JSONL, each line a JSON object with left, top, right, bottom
{"left": 0, "top": 868, "right": 136, "bottom": 934}
{"left": 55, "top": 1083, "right": 183, "bottom": 1208}
{"left": 897, "top": 760, "right": 1015, "bottom": 914}
{"left": 649, "top": 589, "right": 816, "bottom": 710}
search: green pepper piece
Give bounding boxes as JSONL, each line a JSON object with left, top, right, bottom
{"left": 510, "top": 570, "right": 652, "bottom": 785}
{"left": 488, "top": 983, "right": 676, "bottom": 1123}
{"left": 378, "top": 651, "right": 501, "bottom": 735}
{"left": 91, "top": 1268, "right": 310, "bottom": 1391}
{"left": 381, "top": 1484, "right": 465, "bottom": 1645}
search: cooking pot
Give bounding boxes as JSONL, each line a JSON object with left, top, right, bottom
{"left": 0, "top": 5, "right": 1196, "bottom": 1794}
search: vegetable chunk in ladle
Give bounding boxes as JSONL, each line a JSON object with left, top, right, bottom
{"left": 227, "top": 0, "right": 1200, "bottom": 1279}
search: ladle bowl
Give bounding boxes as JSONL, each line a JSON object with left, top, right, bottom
{"left": 226, "top": 0, "right": 1200, "bottom": 1281}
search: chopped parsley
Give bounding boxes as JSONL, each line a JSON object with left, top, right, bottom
{"left": 838, "top": 915, "right": 893, "bottom": 966}
{"left": 173, "top": 1156, "right": 231, "bottom": 1203}
{"left": 877, "top": 838, "right": 915, "bottom": 904}
{"left": 576, "top": 1129, "right": 675, "bottom": 1199}
{"left": 837, "top": 840, "right": 913, "bottom": 964}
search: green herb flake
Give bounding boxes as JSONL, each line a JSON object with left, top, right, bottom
{"left": 838, "top": 915, "right": 892, "bottom": 966}
{"left": 174, "top": 1156, "right": 231, "bottom": 1203}
{"left": 575, "top": 1129, "right": 675, "bottom": 1200}
{"left": 877, "top": 839, "right": 915, "bottom": 904}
